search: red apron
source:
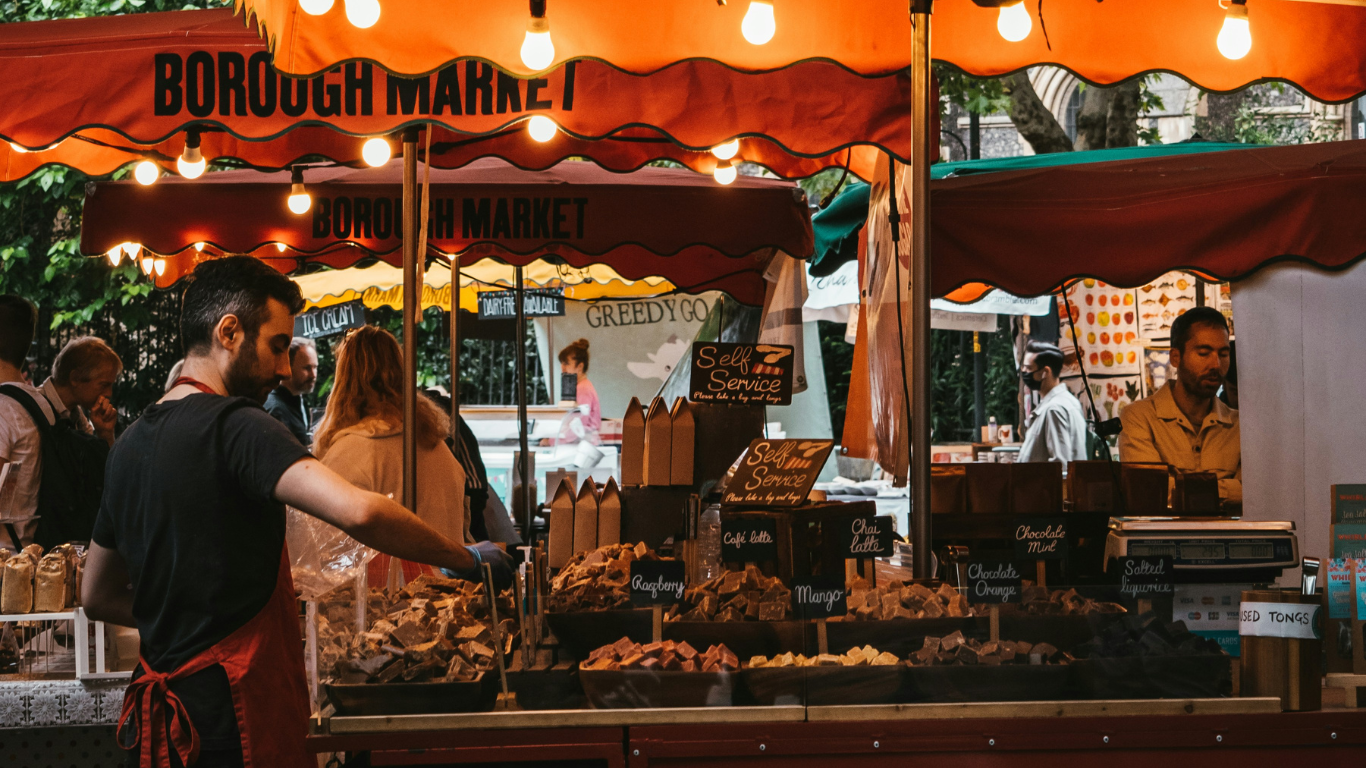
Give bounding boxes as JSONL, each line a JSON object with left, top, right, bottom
{"left": 119, "top": 376, "right": 313, "bottom": 768}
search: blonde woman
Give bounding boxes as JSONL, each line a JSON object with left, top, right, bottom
{"left": 313, "top": 326, "right": 510, "bottom": 586}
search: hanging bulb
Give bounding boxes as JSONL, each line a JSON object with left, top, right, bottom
{"left": 153, "top": 258, "right": 166, "bottom": 277}
{"left": 711, "top": 139, "right": 740, "bottom": 161}
{"left": 287, "top": 167, "right": 312, "bottom": 215}
{"left": 122, "top": 242, "right": 141, "bottom": 259}
{"left": 177, "top": 130, "right": 205, "bottom": 179}
{"left": 299, "top": 0, "right": 334, "bottom": 15}
{"left": 741, "top": 1, "right": 776, "bottom": 45}
{"left": 1218, "top": 1, "right": 1252, "bottom": 60}
{"left": 520, "top": 0, "right": 554, "bottom": 71}
{"left": 714, "top": 160, "right": 737, "bottom": 185}
{"left": 194, "top": 242, "right": 205, "bottom": 252}
{"left": 361, "top": 137, "right": 391, "bottom": 167}
{"left": 527, "top": 115, "right": 558, "bottom": 143}
{"left": 106, "top": 247, "right": 122, "bottom": 267}
{"left": 275, "top": 243, "right": 288, "bottom": 252}
{"left": 344, "top": 0, "right": 380, "bottom": 28}
{"left": 140, "top": 257, "right": 155, "bottom": 276}
{"left": 996, "top": 0, "right": 1032, "bottom": 43}
{"left": 133, "top": 160, "right": 159, "bottom": 186}
{"left": 9, "top": 143, "right": 28, "bottom": 154}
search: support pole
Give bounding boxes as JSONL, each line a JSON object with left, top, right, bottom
{"left": 515, "top": 265, "right": 532, "bottom": 540}
{"left": 451, "top": 258, "right": 460, "bottom": 428}
{"left": 973, "top": 331, "right": 986, "bottom": 435}
{"left": 910, "top": 5, "right": 933, "bottom": 579}
{"left": 402, "top": 128, "right": 419, "bottom": 512}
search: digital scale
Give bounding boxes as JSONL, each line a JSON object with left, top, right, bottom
{"left": 1103, "top": 517, "right": 1298, "bottom": 583}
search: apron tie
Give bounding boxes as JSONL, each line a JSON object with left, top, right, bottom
{"left": 118, "top": 657, "right": 201, "bottom": 768}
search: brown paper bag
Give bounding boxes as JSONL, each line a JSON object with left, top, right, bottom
{"left": 669, "top": 398, "right": 695, "bottom": 487}
{"left": 573, "top": 479, "right": 601, "bottom": 555}
{"left": 965, "top": 463, "right": 1011, "bottom": 514}
{"left": 642, "top": 397, "right": 672, "bottom": 486}
{"left": 547, "top": 480, "right": 577, "bottom": 569}
{"left": 1010, "top": 462, "right": 1062, "bottom": 514}
{"left": 598, "top": 478, "right": 622, "bottom": 548}
{"left": 621, "top": 398, "right": 646, "bottom": 486}
{"left": 931, "top": 464, "right": 966, "bottom": 515}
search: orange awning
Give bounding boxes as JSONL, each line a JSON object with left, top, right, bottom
{"left": 240, "top": 0, "right": 1366, "bottom": 102}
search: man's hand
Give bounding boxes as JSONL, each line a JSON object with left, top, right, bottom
{"left": 88, "top": 396, "right": 117, "bottom": 446}
{"left": 81, "top": 543, "right": 136, "bottom": 627}
{"left": 274, "top": 458, "right": 475, "bottom": 573}
{"left": 455, "top": 541, "right": 516, "bottom": 591}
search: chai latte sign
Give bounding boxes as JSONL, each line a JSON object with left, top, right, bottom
{"left": 689, "top": 342, "right": 794, "bottom": 405}
{"left": 629, "top": 560, "right": 686, "bottom": 607}
{"left": 839, "top": 516, "right": 894, "bottom": 558}
{"left": 721, "top": 439, "right": 835, "bottom": 507}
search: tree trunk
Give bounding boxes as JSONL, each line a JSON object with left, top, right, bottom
{"left": 1105, "top": 80, "right": 1142, "bottom": 148}
{"left": 1074, "top": 86, "right": 1114, "bottom": 151}
{"left": 1003, "top": 71, "right": 1074, "bottom": 155}
{"left": 1200, "top": 91, "right": 1249, "bottom": 142}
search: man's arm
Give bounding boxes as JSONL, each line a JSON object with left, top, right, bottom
{"left": 273, "top": 458, "right": 476, "bottom": 573}
{"left": 1117, "top": 403, "right": 1162, "bottom": 463}
{"left": 81, "top": 542, "right": 136, "bottom": 627}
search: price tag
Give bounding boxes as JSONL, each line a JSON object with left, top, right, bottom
{"left": 791, "top": 574, "right": 847, "bottom": 620}
{"left": 965, "top": 560, "right": 1022, "bottom": 604}
{"left": 839, "top": 516, "right": 893, "bottom": 558}
{"left": 629, "top": 560, "right": 686, "bottom": 608}
{"left": 1239, "top": 601, "right": 1322, "bottom": 640}
{"left": 720, "top": 439, "right": 834, "bottom": 507}
{"left": 1116, "top": 556, "right": 1174, "bottom": 598}
{"left": 689, "top": 342, "right": 794, "bottom": 405}
{"left": 1013, "top": 517, "right": 1068, "bottom": 561}
{"left": 720, "top": 516, "right": 778, "bottom": 563}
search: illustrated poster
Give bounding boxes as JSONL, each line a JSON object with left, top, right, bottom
{"left": 1061, "top": 279, "right": 1140, "bottom": 375}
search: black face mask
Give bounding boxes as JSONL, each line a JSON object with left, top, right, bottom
{"left": 1022, "top": 369, "right": 1043, "bottom": 391}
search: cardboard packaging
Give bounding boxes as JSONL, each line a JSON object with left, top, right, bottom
{"left": 930, "top": 464, "right": 966, "bottom": 514}
{"left": 669, "top": 398, "right": 695, "bottom": 487}
{"left": 1120, "top": 463, "right": 1170, "bottom": 515}
{"left": 1332, "top": 523, "right": 1366, "bottom": 559}
{"left": 620, "top": 398, "right": 646, "bottom": 486}
{"left": 1332, "top": 484, "right": 1366, "bottom": 523}
{"left": 1352, "top": 560, "right": 1366, "bottom": 674}
{"left": 598, "top": 477, "right": 622, "bottom": 548}
{"left": 1172, "top": 470, "right": 1219, "bottom": 514}
{"left": 1066, "top": 460, "right": 1118, "bottom": 512}
{"left": 1010, "top": 462, "right": 1062, "bottom": 514}
{"left": 642, "top": 397, "right": 672, "bottom": 486}
{"left": 547, "top": 480, "right": 577, "bottom": 569}
{"left": 965, "top": 463, "right": 1011, "bottom": 514}
{"left": 573, "top": 479, "right": 600, "bottom": 556}
{"left": 1325, "top": 558, "right": 1355, "bottom": 673}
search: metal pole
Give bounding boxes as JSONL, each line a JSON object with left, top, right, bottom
{"left": 451, "top": 258, "right": 460, "bottom": 428}
{"left": 515, "top": 265, "right": 532, "bottom": 540}
{"left": 402, "top": 129, "right": 419, "bottom": 512}
{"left": 969, "top": 111, "right": 981, "bottom": 161}
{"left": 910, "top": 4, "right": 933, "bottom": 579}
{"left": 973, "top": 331, "right": 986, "bottom": 434}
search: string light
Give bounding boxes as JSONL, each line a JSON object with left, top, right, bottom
{"left": 140, "top": 257, "right": 155, "bottom": 276}
{"left": 741, "top": 1, "right": 776, "bottom": 45}
{"left": 361, "top": 137, "right": 392, "bottom": 167}
{"left": 106, "top": 247, "right": 122, "bottom": 267}
{"left": 276, "top": 243, "right": 288, "bottom": 252}
{"left": 287, "top": 167, "right": 312, "bottom": 215}
{"left": 714, "top": 160, "right": 737, "bottom": 185}
{"left": 521, "top": 0, "right": 554, "bottom": 71}
{"left": 527, "top": 115, "right": 558, "bottom": 143}
{"left": 122, "top": 242, "right": 141, "bottom": 259}
{"left": 9, "top": 143, "right": 28, "bottom": 154}
{"left": 177, "top": 129, "right": 205, "bottom": 179}
{"left": 194, "top": 242, "right": 205, "bottom": 252}
{"left": 299, "top": 0, "right": 334, "bottom": 15}
{"left": 711, "top": 139, "right": 740, "bottom": 161}
{"left": 153, "top": 259, "right": 166, "bottom": 277}
{"left": 1218, "top": 0, "right": 1252, "bottom": 60}
{"left": 344, "top": 0, "right": 380, "bottom": 28}
{"left": 996, "top": 0, "right": 1032, "bottom": 42}
{"left": 133, "top": 161, "right": 159, "bottom": 186}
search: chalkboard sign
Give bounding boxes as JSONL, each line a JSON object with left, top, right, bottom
{"left": 629, "top": 560, "right": 687, "bottom": 607}
{"left": 689, "top": 342, "right": 794, "bottom": 405}
{"left": 1116, "top": 556, "right": 1175, "bottom": 598}
{"left": 720, "top": 516, "right": 778, "bottom": 563}
{"left": 791, "top": 574, "right": 847, "bottom": 620}
{"left": 477, "top": 287, "right": 565, "bottom": 319}
{"left": 839, "top": 516, "right": 894, "bottom": 558}
{"left": 294, "top": 299, "right": 366, "bottom": 339}
{"left": 1013, "top": 517, "right": 1068, "bottom": 561}
{"left": 965, "top": 560, "right": 1022, "bottom": 604}
{"left": 720, "top": 439, "right": 835, "bottom": 507}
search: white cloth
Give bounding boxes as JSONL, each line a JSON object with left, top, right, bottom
{"left": 0, "top": 381, "right": 54, "bottom": 548}
{"left": 1018, "top": 384, "right": 1089, "bottom": 469}
{"left": 760, "top": 251, "right": 808, "bottom": 393}
{"left": 316, "top": 418, "right": 472, "bottom": 545}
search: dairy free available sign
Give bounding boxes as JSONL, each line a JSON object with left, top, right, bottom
{"left": 629, "top": 560, "right": 686, "bottom": 607}
{"left": 1013, "top": 518, "right": 1068, "bottom": 560}
{"left": 720, "top": 516, "right": 778, "bottom": 563}
{"left": 965, "top": 560, "right": 1022, "bottom": 604}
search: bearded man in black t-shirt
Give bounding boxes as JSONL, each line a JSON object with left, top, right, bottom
{"left": 82, "top": 257, "right": 513, "bottom": 768}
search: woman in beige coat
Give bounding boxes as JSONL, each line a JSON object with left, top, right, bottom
{"left": 313, "top": 326, "right": 469, "bottom": 585}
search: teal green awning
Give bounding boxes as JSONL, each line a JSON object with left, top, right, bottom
{"left": 808, "top": 141, "right": 1259, "bottom": 278}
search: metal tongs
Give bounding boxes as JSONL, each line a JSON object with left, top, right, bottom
{"left": 1301, "top": 557, "right": 1321, "bottom": 595}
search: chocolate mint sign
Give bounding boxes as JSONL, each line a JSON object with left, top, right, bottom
{"left": 629, "top": 560, "right": 686, "bottom": 607}
{"left": 294, "top": 299, "right": 365, "bottom": 339}
{"left": 720, "top": 516, "right": 778, "bottom": 563}
{"left": 690, "top": 342, "right": 794, "bottom": 405}
{"left": 1013, "top": 517, "right": 1068, "bottom": 560}
{"left": 840, "top": 516, "right": 894, "bottom": 558}
{"left": 965, "top": 560, "right": 1022, "bottom": 604}
{"left": 721, "top": 439, "right": 835, "bottom": 507}
{"left": 1116, "top": 556, "right": 1174, "bottom": 598}
{"left": 477, "top": 288, "right": 565, "bottom": 319}
{"left": 791, "top": 574, "right": 847, "bottom": 620}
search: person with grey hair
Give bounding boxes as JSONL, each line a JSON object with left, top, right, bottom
{"left": 264, "top": 336, "right": 318, "bottom": 446}
{"left": 42, "top": 335, "right": 122, "bottom": 447}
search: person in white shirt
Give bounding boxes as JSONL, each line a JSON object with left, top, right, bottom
{"left": 0, "top": 294, "right": 53, "bottom": 549}
{"left": 40, "top": 336, "right": 122, "bottom": 447}
{"left": 1017, "top": 340, "right": 1089, "bottom": 470}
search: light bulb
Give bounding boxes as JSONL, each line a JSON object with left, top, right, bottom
{"left": 276, "top": 242, "right": 288, "bottom": 252}
{"left": 741, "top": 1, "right": 776, "bottom": 45}
{"left": 361, "top": 137, "right": 391, "bottom": 167}
{"left": 177, "top": 146, "right": 205, "bottom": 179}
{"left": 9, "top": 143, "right": 28, "bottom": 154}
{"left": 194, "top": 242, "right": 205, "bottom": 252}
{"left": 1217, "top": 2, "right": 1251, "bottom": 60}
{"left": 288, "top": 186, "right": 312, "bottom": 215}
{"left": 140, "top": 257, "right": 154, "bottom": 276}
{"left": 122, "top": 242, "right": 141, "bottom": 258}
{"left": 527, "top": 115, "right": 558, "bottom": 143}
{"left": 299, "top": 0, "right": 334, "bottom": 15}
{"left": 344, "top": 0, "right": 380, "bottom": 28}
{"left": 521, "top": 17, "right": 554, "bottom": 71}
{"left": 711, "top": 139, "right": 740, "bottom": 161}
{"left": 133, "top": 161, "right": 159, "bottom": 186}
{"left": 997, "top": 0, "right": 1032, "bottom": 43}
{"left": 153, "top": 258, "right": 166, "bottom": 277}
{"left": 714, "top": 160, "right": 737, "bottom": 185}
{"left": 106, "top": 247, "right": 122, "bottom": 267}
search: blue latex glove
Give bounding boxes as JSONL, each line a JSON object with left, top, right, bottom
{"left": 444, "top": 541, "right": 515, "bottom": 592}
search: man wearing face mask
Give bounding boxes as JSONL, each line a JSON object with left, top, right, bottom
{"left": 1120, "top": 307, "right": 1240, "bottom": 507}
{"left": 1017, "top": 341, "right": 1089, "bottom": 469}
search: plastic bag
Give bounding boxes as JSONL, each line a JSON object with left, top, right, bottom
{"left": 285, "top": 506, "right": 378, "bottom": 601}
